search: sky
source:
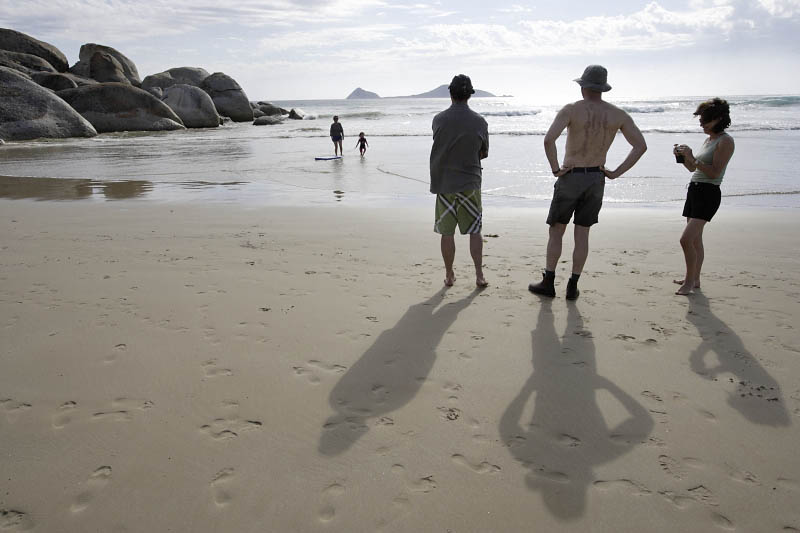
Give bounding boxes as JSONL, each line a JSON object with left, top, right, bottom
{"left": 2, "top": 0, "right": 799, "bottom": 102}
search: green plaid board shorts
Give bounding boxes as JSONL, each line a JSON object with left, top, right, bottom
{"left": 434, "top": 190, "right": 482, "bottom": 235}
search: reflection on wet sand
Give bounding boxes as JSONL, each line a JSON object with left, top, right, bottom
{"left": 0, "top": 176, "right": 152, "bottom": 201}
{"left": 102, "top": 180, "right": 153, "bottom": 199}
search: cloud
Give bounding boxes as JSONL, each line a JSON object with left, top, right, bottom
{"left": 257, "top": 24, "right": 404, "bottom": 51}
{"left": 756, "top": 0, "right": 800, "bottom": 17}
{"left": 0, "top": 0, "right": 385, "bottom": 43}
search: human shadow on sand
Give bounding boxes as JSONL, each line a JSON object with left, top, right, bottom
{"left": 499, "top": 300, "right": 654, "bottom": 520}
{"left": 318, "top": 287, "right": 480, "bottom": 456}
{"left": 687, "top": 292, "right": 790, "bottom": 426}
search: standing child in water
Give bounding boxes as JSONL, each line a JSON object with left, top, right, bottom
{"left": 356, "top": 132, "right": 369, "bottom": 156}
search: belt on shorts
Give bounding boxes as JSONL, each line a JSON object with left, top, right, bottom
{"left": 569, "top": 166, "right": 603, "bottom": 173}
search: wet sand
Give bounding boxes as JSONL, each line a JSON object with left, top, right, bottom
{"left": 1, "top": 200, "right": 799, "bottom": 532}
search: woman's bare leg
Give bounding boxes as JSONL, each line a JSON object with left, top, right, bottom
{"left": 676, "top": 218, "right": 706, "bottom": 295}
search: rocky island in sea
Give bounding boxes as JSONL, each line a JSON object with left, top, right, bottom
{"left": 346, "top": 87, "right": 381, "bottom": 99}
{"left": 347, "top": 84, "right": 499, "bottom": 99}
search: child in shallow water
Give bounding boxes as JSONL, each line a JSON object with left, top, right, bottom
{"left": 355, "top": 132, "right": 369, "bottom": 156}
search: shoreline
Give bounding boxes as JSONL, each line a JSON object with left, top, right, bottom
{"left": 1, "top": 201, "right": 799, "bottom": 532}
{"left": 2, "top": 177, "right": 799, "bottom": 210}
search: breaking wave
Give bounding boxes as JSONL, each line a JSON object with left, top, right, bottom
{"left": 481, "top": 110, "right": 541, "bottom": 117}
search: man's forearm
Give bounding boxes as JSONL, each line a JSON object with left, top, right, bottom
{"left": 544, "top": 140, "right": 559, "bottom": 172}
{"left": 612, "top": 145, "right": 646, "bottom": 177}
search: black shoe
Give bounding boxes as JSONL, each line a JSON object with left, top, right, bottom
{"left": 529, "top": 273, "right": 556, "bottom": 297}
{"left": 566, "top": 279, "right": 580, "bottom": 301}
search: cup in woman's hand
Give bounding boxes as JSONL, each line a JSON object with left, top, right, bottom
{"left": 674, "top": 144, "right": 685, "bottom": 164}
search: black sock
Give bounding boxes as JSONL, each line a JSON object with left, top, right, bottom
{"left": 570, "top": 273, "right": 580, "bottom": 282}
{"left": 544, "top": 270, "right": 555, "bottom": 280}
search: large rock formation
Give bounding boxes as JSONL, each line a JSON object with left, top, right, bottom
{"left": 253, "top": 116, "right": 283, "bottom": 126}
{"left": 254, "top": 102, "right": 287, "bottom": 116}
{"left": 162, "top": 84, "right": 220, "bottom": 128}
{"left": 88, "top": 51, "right": 128, "bottom": 84}
{"left": 31, "top": 72, "right": 78, "bottom": 91}
{"left": 30, "top": 71, "right": 97, "bottom": 90}
{"left": 201, "top": 72, "right": 253, "bottom": 122}
{"left": 57, "top": 83, "right": 185, "bottom": 133}
{"left": 70, "top": 43, "right": 141, "bottom": 86}
{"left": 0, "top": 28, "right": 69, "bottom": 72}
{"left": 0, "top": 49, "right": 56, "bottom": 74}
{"left": 0, "top": 67, "right": 97, "bottom": 141}
{"left": 141, "top": 67, "right": 211, "bottom": 91}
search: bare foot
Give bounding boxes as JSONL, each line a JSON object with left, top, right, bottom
{"left": 675, "top": 283, "right": 694, "bottom": 296}
{"left": 476, "top": 276, "right": 488, "bottom": 288}
{"left": 673, "top": 279, "right": 700, "bottom": 288}
{"left": 444, "top": 273, "right": 456, "bottom": 287}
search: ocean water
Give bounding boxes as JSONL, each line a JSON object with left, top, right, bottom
{"left": 1, "top": 94, "right": 799, "bottom": 208}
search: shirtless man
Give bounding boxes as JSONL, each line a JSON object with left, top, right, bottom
{"left": 529, "top": 65, "right": 647, "bottom": 300}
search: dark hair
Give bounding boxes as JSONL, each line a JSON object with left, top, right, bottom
{"left": 448, "top": 74, "right": 474, "bottom": 101}
{"left": 693, "top": 98, "right": 731, "bottom": 133}
{"left": 450, "top": 86, "right": 471, "bottom": 101}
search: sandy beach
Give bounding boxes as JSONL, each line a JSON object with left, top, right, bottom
{"left": 1, "top": 200, "right": 799, "bottom": 532}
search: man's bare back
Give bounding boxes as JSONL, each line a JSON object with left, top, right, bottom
{"left": 562, "top": 100, "right": 629, "bottom": 167}
{"left": 544, "top": 91, "right": 646, "bottom": 180}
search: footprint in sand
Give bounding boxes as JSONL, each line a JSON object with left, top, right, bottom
{"left": 658, "top": 490, "right": 696, "bottom": 509}
{"left": 658, "top": 455, "right": 689, "bottom": 481}
{"left": 726, "top": 465, "right": 760, "bottom": 485}
{"left": 318, "top": 483, "right": 345, "bottom": 523}
{"left": 0, "top": 399, "right": 32, "bottom": 423}
{"left": 203, "top": 359, "right": 233, "bottom": 378}
{"left": 52, "top": 401, "right": 78, "bottom": 429}
{"left": 292, "top": 360, "right": 347, "bottom": 384}
{"left": 451, "top": 454, "right": 501, "bottom": 474}
{"left": 391, "top": 464, "right": 437, "bottom": 493}
{"left": 696, "top": 408, "right": 717, "bottom": 422}
{"left": 0, "top": 509, "right": 34, "bottom": 531}
{"left": 211, "top": 468, "right": 235, "bottom": 507}
{"left": 528, "top": 465, "right": 570, "bottom": 484}
{"left": 687, "top": 485, "right": 719, "bottom": 507}
{"left": 71, "top": 466, "right": 112, "bottom": 513}
{"left": 711, "top": 512, "right": 735, "bottom": 530}
{"left": 103, "top": 343, "right": 127, "bottom": 364}
{"left": 200, "top": 402, "right": 263, "bottom": 441}
{"left": 92, "top": 398, "right": 153, "bottom": 423}
{"left": 556, "top": 433, "right": 581, "bottom": 448}
{"left": 438, "top": 406, "right": 461, "bottom": 421}
{"left": 641, "top": 391, "right": 663, "bottom": 403}
{"left": 593, "top": 479, "right": 652, "bottom": 496}
{"left": 200, "top": 418, "right": 262, "bottom": 440}
{"left": 441, "top": 382, "right": 462, "bottom": 403}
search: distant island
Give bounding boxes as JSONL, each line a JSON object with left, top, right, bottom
{"left": 346, "top": 85, "right": 501, "bottom": 99}
{"left": 347, "top": 88, "right": 380, "bottom": 99}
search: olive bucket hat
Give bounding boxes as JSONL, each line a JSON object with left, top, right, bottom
{"left": 574, "top": 65, "right": 612, "bottom": 92}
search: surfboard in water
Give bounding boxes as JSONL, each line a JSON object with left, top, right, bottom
{"left": 315, "top": 156, "right": 342, "bottom": 161}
